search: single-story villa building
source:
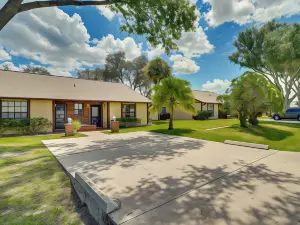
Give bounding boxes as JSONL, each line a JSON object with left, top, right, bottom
{"left": 151, "top": 90, "right": 221, "bottom": 120}
{"left": 0, "top": 70, "right": 151, "bottom": 132}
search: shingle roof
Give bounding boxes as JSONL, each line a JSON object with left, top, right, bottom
{"left": 193, "top": 90, "right": 221, "bottom": 104}
{"left": 0, "top": 70, "right": 151, "bottom": 103}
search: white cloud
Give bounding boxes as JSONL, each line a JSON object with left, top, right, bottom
{"left": 203, "top": 0, "right": 254, "bottom": 27}
{"left": 95, "top": 34, "right": 142, "bottom": 61}
{"left": 96, "top": 6, "right": 116, "bottom": 21}
{"left": 47, "top": 67, "right": 72, "bottom": 77}
{"left": 202, "top": 79, "right": 231, "bottom": 93}
{"left": 252, "top": 0, "right": 300, "bottom": 23}
{"left": 90, "top": 38, "right": 99, "bottom": 44}
{"left": 170, "top": 54, "right": 200, "bottom": 75}
{"left": 145, "top": 44, "right": 165, "bottom": 59}
{"left": 174, "top": 27, "right": 214, "bottom": 58}
{"left": 0, "top": 7, "right": 142, "bottom": 75}
{"left": 0, "top": 61, "right": 21, "bottom": 71}
{"left": 204, "top": 0, "right": 300, "bottom": 27}
{"left": 0, "top": 47, "right": 11, "bottom": 61}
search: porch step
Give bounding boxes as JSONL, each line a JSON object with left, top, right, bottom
{"left": 80, "top": 124, "right": 97, "bottom": 131}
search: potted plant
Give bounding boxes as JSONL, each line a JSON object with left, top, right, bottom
{"left": 72, "top": 120, "right": 81, "bottom": 133}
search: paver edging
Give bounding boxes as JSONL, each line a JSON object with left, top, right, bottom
{"left": 224, "top": 140, "right": 269, "bottom": 150}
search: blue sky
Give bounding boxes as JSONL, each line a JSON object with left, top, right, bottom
{"left": 0, "top": 0, "right": 300, "bottom": 93}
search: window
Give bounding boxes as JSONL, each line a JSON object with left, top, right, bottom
{"left": 1, "top": 100, "right": 28, "bottom": 119}
{"left": 161, "top": 107, "right": 167, "bottom": 114}
{"left": 122, "top": 104, "right": 135, "bottom": 118}
{"left": 74, "top": 103, "right": 83, "bottom": 115}
{"left": 207, "top": 103, "right": 214, "bottom": 112}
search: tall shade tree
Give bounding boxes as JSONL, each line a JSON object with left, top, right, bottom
{"left": 77, "top": 68, "right": 104, "bottom": 80}
{"left": 0, "top": 0, "right": 197, "bottom": 53}
{"left": 143, "top": 57, "right": 172, "bottom": 84}
{"left": 151, "top": 77, "right": 195, "bottom": 130}
{"left": 228, "top": 72, "right": 283, "bottom": 127}
{"left": 103, "top": 51, "right": 129, "bottom": 83}
{"left": 100, "top": 51, "right": 151, "bottom": 98}
{"left": 216, "top": 94, "right": 232, "bottom": 116}
{"left": 229, "top": 21, "right": 300, "bottom": 110}
{"left": 126, "top": 55, "right": 149, "bottom": 91}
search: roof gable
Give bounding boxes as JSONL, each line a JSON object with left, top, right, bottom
{"left": 193, "top": 90, "right": 220, "bottom": 104}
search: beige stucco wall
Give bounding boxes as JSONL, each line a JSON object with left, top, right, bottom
{"left": 30, "top": 99, "right": 53, "bottom": 132}
{"left": 110, "top": 102, "right": 121, "bottom": 119}
{"left": 195, "top": 102, "right": 202, "bottom": 111}
{"left": 150, "top": 111, "right": 159, "bottom": 121}
{"left": 173, "top": 102, "right": 219, "bottom": 120}
{"left": 173, "top": 108, "right": 193, "bottom": 120}
{"left": 136, "top": 103, "right": 148, "bottom": 125}
{"left": 135, "top": 102, "right": 220, "bottom": 121}
{"left": 109, "top": 102, "right": 148, "bottom": 125}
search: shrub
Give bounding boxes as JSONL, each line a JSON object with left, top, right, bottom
{"left": 0, "top": 117, "right": 52, "bottom": 135}
{"left": 0, "top": 119, "right": 29, "bottom": 135}
{"left": 116, "top": 117, "right": 141, "bottom": 123}
{"left": 19, "top": 117, "right": 52, "bottom": 135}
{"left": 193, "top": 111, "right": 213, "bottom": 120}
{"left": 116, "top": 117, "right": 141, "bottom": 127}
{"left": 72, "top": 120, "right": 81, "bottom": 132}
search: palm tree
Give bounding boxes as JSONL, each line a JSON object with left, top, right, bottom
{"left": 151, "top": 77, "right": 195, "bottom": 130}
{"left": 143, "top": 57, "right": 172, "bottom": 84}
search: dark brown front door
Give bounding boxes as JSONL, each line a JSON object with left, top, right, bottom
{"left": 90, "top": 105, "right": 101, "bottom": 127}
{"left": 55, "top": 104, "right": 66, "bottom": 129}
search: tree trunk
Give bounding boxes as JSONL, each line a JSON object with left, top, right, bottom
{"left": 296, "top": 85, "right": 300, "bottom": 108}
{"left": 239, "top": 111, "right": 247, "bottom": 128}
{"left": 0, "top": 0, "right": 23, "bottom": 31}
{"left": 0, "top": 0, "right": 113, "bottom": 31}
{"left": 168, "top": 106, "right": 174, "bottom": 130}
{"left": 249, "top": 113, "right": 259, "bottom": 126}
{"left": 283, "top": 95, "right": 290, "bottom": 111}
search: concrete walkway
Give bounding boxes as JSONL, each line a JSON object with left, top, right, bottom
{"left": 43, "top": 131, "right": 300, "bottom": 225}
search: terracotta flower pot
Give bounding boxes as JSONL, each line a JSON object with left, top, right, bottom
{"left": 111, "top": 121, "right": 120, "bottom": 132}
{"left": 65, "top": 124, "right": 75, "bottom": 136}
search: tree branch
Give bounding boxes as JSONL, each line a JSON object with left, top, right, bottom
{"left": 19, "top": 0, "right": 117, "bottom": 12}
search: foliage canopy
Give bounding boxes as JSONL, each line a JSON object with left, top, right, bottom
{"left": 229, "top": 21, "right": 300, "bottom": 109}
{"left": 0, "top": 0, "right": 197, "bottom": 53}
{"left": 226, "top": 72, "right": 283, "bottom": 127}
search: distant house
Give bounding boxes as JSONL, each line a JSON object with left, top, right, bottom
{"left": 0, "top": 70, "right": 151, "bottom": 132}
{"left": 151, "top": 90, "right": 221, "bottom": 120}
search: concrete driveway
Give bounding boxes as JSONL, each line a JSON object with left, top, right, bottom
{"left": 43, "top": 132, "right": 300, "bottom": 225}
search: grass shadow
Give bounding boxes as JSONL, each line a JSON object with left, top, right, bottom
{"left": 260, "top": 121, "right": 300, "bottom": 129}
{"left": 152, "top": 121, "right": 169, "bottom": 125}
{"left": 0, "top": 144, "right": 44, "bottom": 153}
{"left": 150, "top": 128, "right": 195, "bottom": 136}
{"left": 234, "top": 124, "right": 294, "bottom": 141}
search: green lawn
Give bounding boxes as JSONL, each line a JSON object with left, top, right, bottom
{"left": 110, "top": 120, "right": 300, "bottom": 152}
{"left": 0, "top": 133, "right": 92, "bottom": 225}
